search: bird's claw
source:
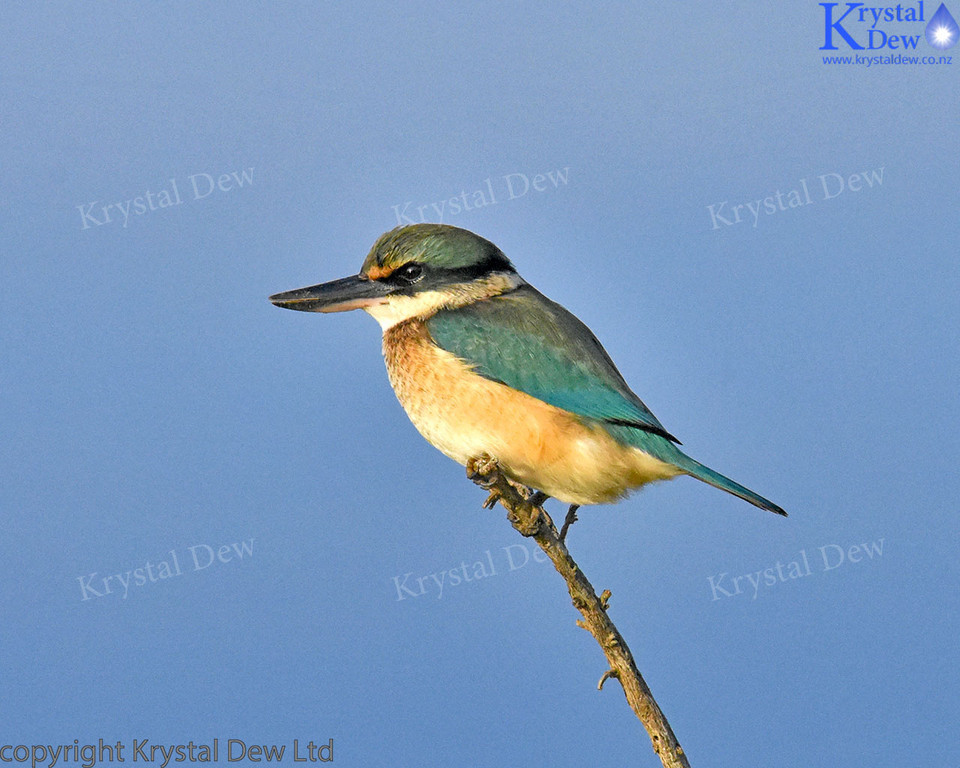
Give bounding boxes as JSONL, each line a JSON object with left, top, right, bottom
{"left": 482, "top": 489, "right": 502, "bottom": 509}
{"left": 468, "top": 455, "right": 553, "bottom": 536}
{"left": 466, "top": 454, "right": 500, "bottom": 489}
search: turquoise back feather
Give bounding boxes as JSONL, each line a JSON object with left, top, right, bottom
{"left": 426, "top": 284, "right": 786, "bottom": 516}
{"left": 427, "top": 284, "right": 678, "bottom": 442}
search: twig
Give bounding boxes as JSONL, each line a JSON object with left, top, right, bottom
{"left": 559, "top": 504, "right": 580, "bottom": 541}
{"left": 466, "top": 455, "right": 691, "bottom": 768}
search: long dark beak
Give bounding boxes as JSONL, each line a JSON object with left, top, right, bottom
{"left": 269, "top": 275, "right": 392, "bottom": 313}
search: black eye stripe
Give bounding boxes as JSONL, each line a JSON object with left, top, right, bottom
{"left": 387, "top": 263, "right": 424, "bottom": 284}
{"left": 376, "top": 252, "right": 517, "bottom": 290}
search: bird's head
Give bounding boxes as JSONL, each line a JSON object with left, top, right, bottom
{"left": 269, "top": 224, "right": 521, "bottom": 328}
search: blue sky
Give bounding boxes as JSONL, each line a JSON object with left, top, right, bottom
{"left": 2, "top": 3, "right": 958, "bottom": 767}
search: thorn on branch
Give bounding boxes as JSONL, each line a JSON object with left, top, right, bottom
{"left": 600, "top": 589, "right": 612, "bottom": 611}
{"left": 598, "top": 669, "right": 620, "bottom": 690}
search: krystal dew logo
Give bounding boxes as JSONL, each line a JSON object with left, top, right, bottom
{"left": 76, "top": 538, "right": 255, "bottom": 601}
{"left": 819, "top": 2, "right": 959, "bottom": 51}
{"left": 76, "top": 167, "right": 255, "bottom": 231}
{"left": 926, "top": 1, "right": 960, "bottom": 44}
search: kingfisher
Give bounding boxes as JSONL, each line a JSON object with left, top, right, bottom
{"left": 270, "top": 224, "right": 786, "bottom": 524}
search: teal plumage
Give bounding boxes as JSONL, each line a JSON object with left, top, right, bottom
{"left": 426, "top": 284, "right": 676, "bottom": 441}
{"left": 270, "top": 223, "right": 786, "bottom": 518}
{"left": 426, "top": 284, "right": 785, "bottom": 516}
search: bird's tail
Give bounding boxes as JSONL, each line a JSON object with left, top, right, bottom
{"left": 670, "top": 451, "right": 787, "bottom": 516}
{"left": 610, "top": 426, "right": 786, "bottom": 516}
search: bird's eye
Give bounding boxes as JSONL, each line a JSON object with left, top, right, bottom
{"left": 393, "top": 263, "right": 424, "bottom": 284}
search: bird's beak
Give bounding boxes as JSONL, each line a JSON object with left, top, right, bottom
{"left": 269, "top": 275, "right": 392, "bottom": 313}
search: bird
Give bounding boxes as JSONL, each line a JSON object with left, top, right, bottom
{"left": 270, "top": 223, "right": 785, "bottom": 528}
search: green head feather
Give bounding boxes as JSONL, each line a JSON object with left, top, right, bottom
{"left": 361, "top": 224, "right": 515, "bottom": 277}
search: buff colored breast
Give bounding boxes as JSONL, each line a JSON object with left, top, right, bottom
{"left": 382, "top": 319, "right": 681, "bottom": 505}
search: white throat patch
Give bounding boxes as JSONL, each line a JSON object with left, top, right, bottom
{"left": 363, "top": 272, "right": 525, "bottom": 330}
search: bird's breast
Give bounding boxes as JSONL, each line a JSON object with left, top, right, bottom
{"left": 380, "top": 320, "right": 680, "bottom": 505}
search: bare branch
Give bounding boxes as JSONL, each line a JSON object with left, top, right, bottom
{"left": 559, "top": 504, "right": 580, "bottom": 541}
{"left": 467, "top": 455, "right": 691, "bottom": 768}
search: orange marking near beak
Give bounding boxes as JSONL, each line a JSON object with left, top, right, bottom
{"left": 366, "top": 264, "right": 395, "bottom": 280}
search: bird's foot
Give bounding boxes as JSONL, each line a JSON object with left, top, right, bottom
{"left": 466, "top": 454, "right": 501, "bottom": 489}
{"left": 559, "top": 504, "right": 580, "bottom": 542}
{"left": 466, "top": 455, "right": 551, "bottom": 536}
{"left": 468, "top": 455, "right": 508, "bottom": 510}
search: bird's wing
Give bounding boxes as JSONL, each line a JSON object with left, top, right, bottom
{"left": 425, "top": 284, "right": 679, "bottom": 443}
